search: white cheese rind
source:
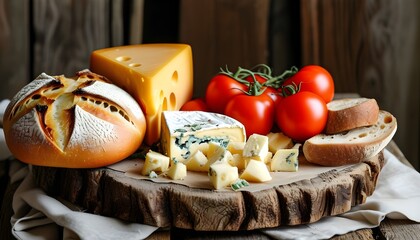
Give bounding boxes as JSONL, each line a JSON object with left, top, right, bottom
{"left": 161, "top": 111, "right": 246, "bottom": 163}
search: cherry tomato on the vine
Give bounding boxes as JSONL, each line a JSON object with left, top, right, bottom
{"left": 225, "top": 93, "right": 275, "bottom": 137}
{"left": 283, "top": 65, "right": 334, "bottom": 103}
{"left": 180, "top": 98, "right": 209, "bottom": 111}
{"left": 205, "top": 74, "right": 247, "bottom": 113}
{"left": 245, "top": 74, "right": 282, "bottom": 105}
{"left": 275, "top": 91, "right": 327, "bottom": 142}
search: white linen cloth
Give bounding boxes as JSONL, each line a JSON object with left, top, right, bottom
{"left": 261, "top": 149, "right": 420, "bottom": 239}
{"left": 1, "top": 98, "right": 419, "bottom": 239}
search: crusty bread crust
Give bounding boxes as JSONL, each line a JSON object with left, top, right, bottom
{"left": 325, "top": 98, "right": 379, "bottom": 134}
{"left": 3, "top": 70, "right": 146, "bottom": 168}
{"left": 303, "top": 110, "right": 396, "bottom": 166}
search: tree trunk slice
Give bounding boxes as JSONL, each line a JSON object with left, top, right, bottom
{"left": 32, "top": 151, "right": 384, "bottom": 231}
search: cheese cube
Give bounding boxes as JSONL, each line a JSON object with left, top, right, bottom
{"left": 267, "top": 132, "right": 293, "bottom": 153}
{"left": 141, "top": 150, "right": 170, "bottom": 176}
{"left": 227, "top": 141, "right": 245, "bottom": 155}
{"left": 166, "top": 161, "right": 187, "bottom": 180}
{"left": 206, "top": 142, "right": 224, "bottom": 160}
{"left": 228, "top": 154, "right": 246, "bottom": 170}
{"left": 240, "top": 159, "right": 272, "bottom": 182}
{"left": 264, "top": 151, "right": 273, "bottom": 164}
{"left": 208, "top": 162, "right": 239, "bottom": 190}
{"left": 243, "top": 151, "right": 273, "bottom": 167}
{"left": 205, "top": 142, "right": 230, "bottom": 170}
{"left": 243, "top": 134, "right": 269, "bottom": 162}
{"left": 292, "top": 143, "right": 302, "bottom": 149}
{"left": 90, "top": 44, "right": 193, "bottom": 145}
{"left": 184, "top": 150, "right": 208, "bottom": 172}
{"left": 270, "top": 149, "right": 299, "bottom": 172}
{"left": 161, "top": 111, "right": 246, "bottom": 163}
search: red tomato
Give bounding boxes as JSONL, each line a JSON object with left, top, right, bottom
{"left": 225, "top": 93, "right": 274, "bottom": 137}
{"left": 275, "top": 91, "right": 327, "bottom": 142}
{"left": 205, "top": 74, "right": 247, "bottom": 113}
{"left": 283, "top": 65, "right": 334, "bottom": 103}
{"left": 245, "top": 74, "right": 282, "bottom": 104}
{"left": 180, "top": 98, "right": 209, "bottom": 111}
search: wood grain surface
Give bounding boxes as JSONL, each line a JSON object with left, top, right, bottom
{"left": 179, "top": 0, "right": 270, "bottom": 99}
{"left": 0, "top": 0, "right": 30, "bottom": 99}
{"left": 32, "top": 152, "right": 384, "bottom": 231}
{"left": 299, "top": 0, "right": 420, "bottom": 170}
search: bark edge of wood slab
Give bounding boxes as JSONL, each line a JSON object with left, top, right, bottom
{"left": 32, "top": 151, "right": 384, "bottom": 231}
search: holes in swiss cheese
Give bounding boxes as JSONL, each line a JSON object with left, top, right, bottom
{"left": 160, "top": 90, "right": 168, "bottom": 111}
{"left": 129, "top": 63, "right": 141, "bottom": 67}
{"left": 169, "top": 92, "right": 176, "bottom": 109}
{"left": 171, "top": 71, "right": 178, "bottom": 83}
{"left": 159, "top": 90, "right": 177, "bottom": 111}
{"left": 116, "top": 56, "right": 131, "bottom": 62}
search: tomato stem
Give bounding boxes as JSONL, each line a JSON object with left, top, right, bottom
{"left": 218, "top": 64, "right": 299, "bottom": 97}
{"left": 281, "top": 81, "right": 301, "bottom": 97}
{"left": 263, "top": 66, "right": 298, "bottom": 89}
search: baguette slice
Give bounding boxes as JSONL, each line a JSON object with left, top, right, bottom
{"left": 303, "top": 110, "right": 396, "bottom": 166}
{"left": 326, "top": 98, "right": 379, "bottom": 134}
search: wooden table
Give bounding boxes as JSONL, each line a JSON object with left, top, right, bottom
{"left": 148, "top": 141, "right": 420, "bottom": 239}
{"left": 1, "top": 141, "right": 419, "bottom": 239}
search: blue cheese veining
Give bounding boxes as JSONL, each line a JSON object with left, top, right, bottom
{"left": 160, "top": 111, "right": 246, "bottom": 163}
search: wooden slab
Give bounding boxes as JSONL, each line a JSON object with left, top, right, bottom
{"left": 32, "top": 151, "right": 384, "bottom": 231}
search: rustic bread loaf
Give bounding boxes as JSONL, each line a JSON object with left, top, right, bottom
{"left": 303, "top": 110, "right": 396, "bottom": 166}
{"left": 3, "top": 70, "right": 146, "bottom": 168}
{"left": 325, "top": 98, "right": 379, "bottom": 134}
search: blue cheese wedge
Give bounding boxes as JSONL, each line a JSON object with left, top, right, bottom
{"left": 161, "top": 111, "right": 246, "bottom": 163}
{"left": 270, "top": 148, "right": 299, "bottom": 172}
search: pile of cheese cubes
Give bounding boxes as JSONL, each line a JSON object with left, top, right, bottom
{"left": 141, "top": 132, "right": 300, "bottom": 190}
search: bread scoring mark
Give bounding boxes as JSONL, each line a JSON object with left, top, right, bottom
{"left": 9, "top": 71, "right": 139, "bottom": 153}
{"left": 76, "top": 92, "right": 135, "bottom": 126}
{"left": 76, "top": 69, "right": 112, "bottom": 83}
{"left": 8, "top": 80, "right": 62, "bottom": 122}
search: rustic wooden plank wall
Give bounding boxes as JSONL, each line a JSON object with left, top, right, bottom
{"left": 179, "top": 0, "right": 271, "bottom": 98}
{"left": 0, "top": 0, "right": 30, "bottom": 99}
{"left": 300, "top": 0, "right": 420, "bottom": 169}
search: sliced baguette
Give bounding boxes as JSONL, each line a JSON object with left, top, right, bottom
{"left": 303, "top": 110, "right": 397, "bottom": 166}
{"left": 326, "top": 98, "right": 379, "bottom": 134}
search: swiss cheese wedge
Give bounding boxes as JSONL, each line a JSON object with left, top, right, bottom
{"left": 90, "top": 44, "right": 193, "bottom": 145}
